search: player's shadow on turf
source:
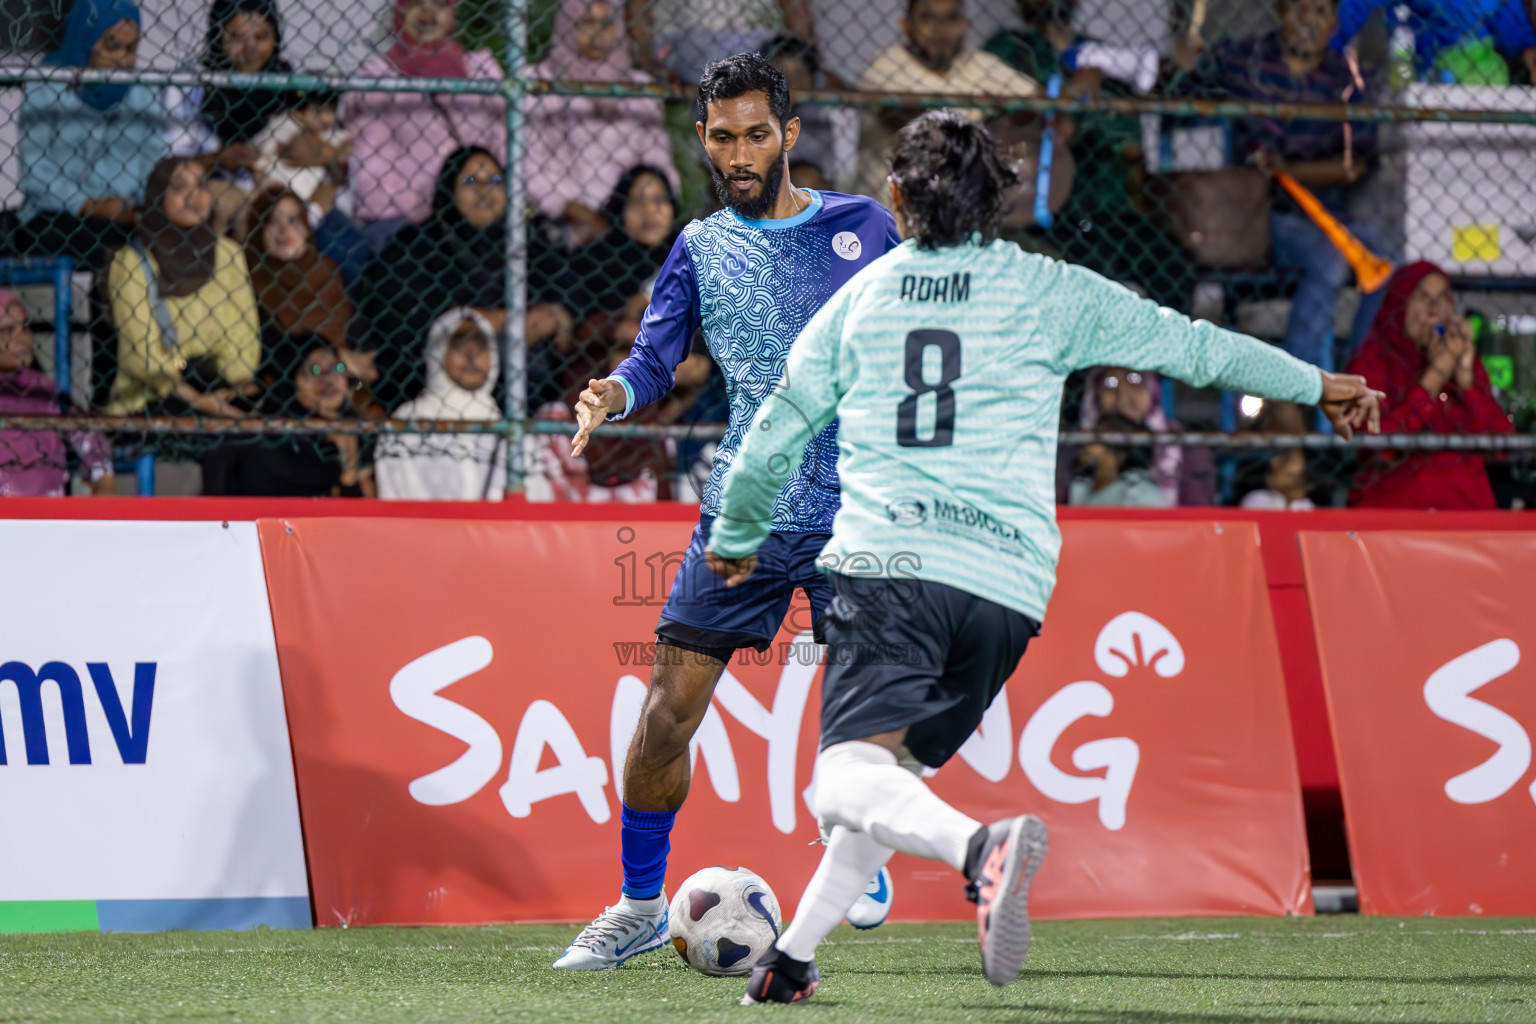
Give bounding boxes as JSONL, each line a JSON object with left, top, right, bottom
{"left": 962, "top": 1003, "right": 1503, "bottom": 1024}
{"left": 1029, "top": 967, "right": 1521, "bottom": 986}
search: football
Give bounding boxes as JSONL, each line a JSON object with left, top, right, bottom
{"left": 668, "top": 866, "right": 783, "bottom": 976}
{"left": 845, "top": 866, "right": 894, "bottom": 930}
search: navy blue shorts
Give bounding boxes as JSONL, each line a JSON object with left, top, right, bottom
{"left": 655, "top": 515, "right": 833, "bottom": 659}
{"left": 819, "top": 572, "right": 1039, "bottom": 768}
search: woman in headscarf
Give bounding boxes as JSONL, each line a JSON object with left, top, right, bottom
{"left": 525, "top": 0, "right": 676, "bottom": 239}
{"left": 1346, "top": 261, "right": 1513, "bottom": 509}
{"left": 163, "top": 0, "right": 293, "bottom": 233}
{"left": 357, "top": 146, "right": 572, "bottom": 408}
{"left": 375, "top": 308, "right": 506, "bottom": 501}
{"left": 526, "top": 164, "right": 676, "bottom": 408}
{"left": 245, "top": 187, "right": 381, "bottom": 416}
{"left": 533, "top": 164, "right": 677, "bottom": 326}
{"left": 15, "top": 0, "right": 166, "bottom": 270}
{"left": 203, "top": 336, "right": 373, "bottom": 496}
{"left": 348, "top": 0, "right": 506, "bottom": 247}
{"left": 1063, "top": 366, "right": 1216, "bottom": 506}
{"left": 0, "top": 292, "right": 115, "bottom": 496}
{"left": 105, "top": 156, "right": 260, "bottom": 417}
{"left": 245, "top": 188, "right": 352, "bottom": 349}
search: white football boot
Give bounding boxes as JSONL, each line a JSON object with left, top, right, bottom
{"left": 552, "top": 895, "right": 669, "bottom": 970}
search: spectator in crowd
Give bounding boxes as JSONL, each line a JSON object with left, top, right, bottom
{"left": 1240, "top": 448, "right": 1317, "bottom": 509}
{"left": 625, "top": 0, "right": 816, "bottom": 82}
{"left": 1346, "top": 261, "right": 1513, "bottom": 509}
{"left": 105, "top": 157, "right": 260, "bottom": 418}
{"left": 985, "top": 0, "right": 1194, "bottom": 311}
{"left": 348, "top": 0, "right": 506, "bottom": 252}
{"left": 252, "top": 89, "right": 352, "bottom": 205}
{"left": 16, "top": 0, "right": 166, "bottom": 270}
{"left": 243, "top": 187, "right": 379, "bottom": 415}
{"left": 1062, "top": 366, "right": 1215, "bottom": 505}
{"left": 1332, "top": 0, "right": 1536, "bottom": 82}
{"left": 0, "top": 292, "right": 115, "bottom": 496}
{"left": 1490, "top": 0, "right": 1536, "bottom": 82}
{"left": 245, "top": 188, "right": 352, "bottom": 351}
{"left": 357, "top": 147, "right": 571, "bottom": 408}
{"left": 1235, "top": 400, "right": 1317, "bottom": 509}
{"left": 526, "top": 0, "right": 677, "bottom": 245}
{"left": 762, "top": 33, "right": 858, "bottom": 191}
{"left": 1175, "top": 0, "right": 1395, "bottom": 374}
{"left": 375, "top": 308, "right": 506, "bottom": 501}
{"left": 534, "top": 165, "right": 677, "bottom": 328}
{"left": 204, "top": 338, "right": 373, "bottom": 496}
{"left": 1067, "top": 412, "right": 1173, "bottom": 507}
{"left": 855, "top": 0, "right": 1039, "bottom": 199}
{"left": 165, "top": 0, "right": 295, "bottom": 233}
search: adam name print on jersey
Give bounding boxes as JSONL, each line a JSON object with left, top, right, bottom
{"left": 900, "top": 272, "right": 972, "bottom": 303}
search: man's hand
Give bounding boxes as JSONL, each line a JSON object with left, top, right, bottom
{"left": 571, "top": 378, "right": 627, "bottom": 456}
{"left": 705, "top": 548, "right": 758, "bottom": 588}
{"left": 1318, "top": 370, "right": 1383, "bottom": 440}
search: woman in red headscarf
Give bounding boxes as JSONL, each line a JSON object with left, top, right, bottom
{"left": 1345, "top": 261, "right": 1513, "bottom": 509}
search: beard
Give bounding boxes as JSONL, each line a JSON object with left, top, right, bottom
{"left": 904, "top": 38, "right": 959, "bottom": 72}
{"left": 709, "top": 149, "right": 786, "bottom": 220}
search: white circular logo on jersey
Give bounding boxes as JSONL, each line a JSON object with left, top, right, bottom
{"left": 832, "top": 231, "right": 863, "bottom": 261}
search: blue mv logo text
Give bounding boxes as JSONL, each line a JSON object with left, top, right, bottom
{"left": 0, "top": 662, "right": 155, "bottom": 765}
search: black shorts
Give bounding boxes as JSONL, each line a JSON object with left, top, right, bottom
{"left": 818, "top": 571, "right": 1039, "bottom": 769}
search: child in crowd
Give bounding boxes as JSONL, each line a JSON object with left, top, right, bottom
{"left": 1238, "top": 400, "right": 1317, "bottom": 510}
{"left": 253, "top": 89, "right": 353, "bottom": 211}
{"left": 375, "top": 308, "right": 506, "bottom": 502}
{"left": 1240, "top": 449, "right": 1316, "bottom": 511}
{"left": 0, "top": 292, "right": 114, "bottom": 496}
{"left": 1068, "top": 413, "right": 1174, "bottom": 508}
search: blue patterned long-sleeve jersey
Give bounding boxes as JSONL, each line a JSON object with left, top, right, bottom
{"left": 608, "top": 189, "right": 900, "bottom": 532}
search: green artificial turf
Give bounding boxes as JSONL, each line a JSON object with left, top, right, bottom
{"left": 1, "top": 917, "right": 1532, "bottom": 1023}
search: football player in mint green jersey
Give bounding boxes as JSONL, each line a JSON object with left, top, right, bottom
{"left": 711, "top": 111, "right": 1383, "bottom": 1005}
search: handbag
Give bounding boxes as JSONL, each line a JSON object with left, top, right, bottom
{"left": 1148, "top": 167, "right": 1272, "bottom": 269}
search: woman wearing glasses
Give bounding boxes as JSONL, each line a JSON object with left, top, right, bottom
{"left": 356, "top": 147, "right": 573, "bottom": 409}
{"left": 348, "top": 0, "right": 507, "bottom": 252}
{"left": 202, "top": 336, "right": 373, "bottom": 496}
{"left": 1060, "top": 365, "right": 1217, "bottom": 507}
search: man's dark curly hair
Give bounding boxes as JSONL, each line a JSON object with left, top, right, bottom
{"left": 889, "top": 111, "right": 1020, "bottom": 249}
{"left": 697, "top": 51, "right": 793, "bottom": 128}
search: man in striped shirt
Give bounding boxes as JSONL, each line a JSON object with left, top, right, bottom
{"left": 712, "top": 110, "right": 1382, "bottom": 1004}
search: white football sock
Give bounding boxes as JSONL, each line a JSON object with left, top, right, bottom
{"left": 813, "top": 740, "right": 980, "bottom": 872}
{"left": 617, "top": 893, "right": 665, "bottom": 917}
{"left": 775, "top": 825, "right": 892, "bottom": 962}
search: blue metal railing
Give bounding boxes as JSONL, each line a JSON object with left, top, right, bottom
{"left": 0, "top": 257, "right": 155, "bottom": 495}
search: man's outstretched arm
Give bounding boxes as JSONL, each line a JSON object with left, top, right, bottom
{"left": 572, "top": 235, "right": 701, "bottom": 455}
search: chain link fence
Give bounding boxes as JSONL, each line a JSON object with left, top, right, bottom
{"left": 1, "top": 0, "right": 1534, "bottom": 506}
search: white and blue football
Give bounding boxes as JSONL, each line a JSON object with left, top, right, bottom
{"left": 845, "top": 867, "right": 894, "bottom": 930}
{"left": 668, "top": 866, "right": 782, "bottom": 976}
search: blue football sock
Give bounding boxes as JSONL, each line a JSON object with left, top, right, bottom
{"left": 620, "top": 804, "right": 676, "bottom": 900}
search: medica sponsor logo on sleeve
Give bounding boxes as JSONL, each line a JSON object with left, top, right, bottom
{"left": 0, "top": 521, "right": 311, "bottom": 934}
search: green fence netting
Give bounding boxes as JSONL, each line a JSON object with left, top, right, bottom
{"left": 2, "top": 0, "right": 1535, "bottom": 505}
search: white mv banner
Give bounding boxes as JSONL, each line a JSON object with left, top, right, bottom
{"left": 0, "top": 520, "right": 311, "bottom": 932}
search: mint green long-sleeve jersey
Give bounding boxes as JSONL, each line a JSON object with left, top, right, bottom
{"left": 710, "top": 238, "right": 1324, "bottom": 622}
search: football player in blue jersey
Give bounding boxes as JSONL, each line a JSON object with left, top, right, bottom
{"left": 554, "top": 52, "right": 901, "bottom": 971}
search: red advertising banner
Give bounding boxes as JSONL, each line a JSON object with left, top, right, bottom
{"left": 1300, "top": 531, "right": 1536, "bottom": 916}
{"left": 259, "top": 517, "right": 1309, "bottom": 926}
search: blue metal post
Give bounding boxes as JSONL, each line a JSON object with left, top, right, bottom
{"left": 136, "top": 454, "right": 156, "bottom": 496}
{"left": 51, "top": 258, "right": 74, "bottom": 398}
